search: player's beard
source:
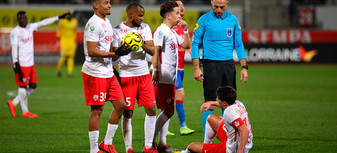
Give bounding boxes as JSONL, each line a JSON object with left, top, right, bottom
{"left": 132, "top": 20, "right": 140, "bottom": 27}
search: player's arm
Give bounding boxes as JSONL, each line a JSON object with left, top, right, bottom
{"left": 237, "top": 124, "right": 249, "bottom": 153}
{"left": 152, "top": 45, "right": 161, "bottom": 86}
{"left": 142, "top": 25, "right": 155, "bottom": 56}
{"left": 234, "top": 20, "right": 248, "bottom": 85}
{"left": 200, "top": 101, "right": 220, "bottom": 113}
{"left": 142, "top": 40, "right": 155, "bottom": 56}
{"left": 192, "top": 17, "right": 205, "bottom": 82}
{"left": 179, "top": 20, "right": 191, "bottom": 49}
{"left": 34, "top": 12, "right": 67, "bottom": 29}
{"left": 87, "top": 41, "right": 115, "bottom": 57}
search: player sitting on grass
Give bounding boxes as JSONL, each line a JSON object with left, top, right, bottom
{"left": 181, "top": 86, "right": 253, "bottom": 153}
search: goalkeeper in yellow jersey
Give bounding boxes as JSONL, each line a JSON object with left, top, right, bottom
{"left": 56, "top": 10, "right": 78, "bottom": 77}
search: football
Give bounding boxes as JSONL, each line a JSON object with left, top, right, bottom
{"left": 122, "top": 32, "right": 143, "bottom": 51}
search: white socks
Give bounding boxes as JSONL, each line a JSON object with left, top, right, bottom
{"left": 122, "top": 117, "right": 132, "bottom": 151}
{"left": 89, "top": 130, "right": 99, "bottom": 153}
{"left": 144, "top": 114, "right": 156, "bottom": 149}
{"left": 18, "top": 87, "right": 28, "bottom": 113}
{"left": 104, "top": 123, "right": 118, "bottom": 145}
{"left": 203, "top": 120, "right": 215, "bottom": 144}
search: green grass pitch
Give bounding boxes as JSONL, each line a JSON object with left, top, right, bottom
{"left": 0, "top": 64, "right": 337, "bottom": 153}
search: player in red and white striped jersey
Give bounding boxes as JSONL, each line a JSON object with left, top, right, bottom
{"left": 8, "top": 10, "right": 67, "bottom": 118}
{"left": 112, "top": 3, "right": 157, "bottom": 153}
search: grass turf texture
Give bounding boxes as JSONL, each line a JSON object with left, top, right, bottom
{"left": 0, "top": 64, "right": 337, "bottom": 153}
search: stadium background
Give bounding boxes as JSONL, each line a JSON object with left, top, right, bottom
{"left": 0, "top": 0, "right": 337, "bottom": 152}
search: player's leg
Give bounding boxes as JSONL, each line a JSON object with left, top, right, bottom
{"left": 143, "top": 106, "right": 157, "bottom": 151}
{"left": 120, "top": 76, "right": 138, "bottom": 152}
{"left": 220, "top": 61, "right": 237, "bottom": 117}
{"left": 154, "top": 84, "right": 175, "bottom": 151}
{"left": 181, "top": 142, "right": 204, "bottom": 153}
{"left": 17, "top": 66, "right": 37, "bottom": 118}
{"left": 89, "top": 105, "right": 103, "bottom": 153}
{"left": 100, "top": 75, "right": 126, "bottom": 152}
{"left": 204, "top": 114, "right": 223, "bottom": 143}
{"left": 202, "top": 60, "right": 221, "bottom": 135}
{"left": 67, "top": 45, "right": 76, "bottom": 77}
{"left": 57, "top": 46, "right": 67, "bottom": 77}
{"left": 139, "top": 74, "right": 157, "bottom": 152}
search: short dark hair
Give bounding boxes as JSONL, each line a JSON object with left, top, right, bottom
{"left": 160, "top": 1, "right": 179, "bottom": 18}
{"left": 216, "top": 86, "right": 237, "bottom": 105}
{"left": 126, "top": 2, "right": 144, "bottom": 13}
{"left": 17, "top": 11, "right": 26, "bottom": 18}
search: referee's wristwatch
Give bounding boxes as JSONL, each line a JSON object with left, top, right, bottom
{"left": 241, "top": 65, "right": 248, "bottom": 70}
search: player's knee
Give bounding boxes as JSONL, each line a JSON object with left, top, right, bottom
{"left": 123, "top": 110, "right": 133, "bottom": 118}
{"left": 145, "top": 106, "right": 156, "bottom": 116}
{"left": 91, "top": 105, "right": 103, "bottom": 116}
{"left": 29, "top": 83, "right": 37, "bottom": 89}
{"left": 114, "top": 100, "right": 126, "bottom": 114}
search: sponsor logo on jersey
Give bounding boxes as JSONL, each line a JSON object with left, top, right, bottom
{"left": 227, "top": 28, "right": 233, "bottom": 38}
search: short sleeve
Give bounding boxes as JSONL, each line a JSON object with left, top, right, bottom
{"left": 224, "top": 107, "right": 241, "bottom": 124}
{"left": 143, "top": 24, "right": 153, "bottom": 41}
{"left": 85, "top": 21, "right": 101, "bottom": 42}
{"left": 175, "top": 32, "right": 184, "bottom": 45}
{"left": 10, "top": 30, "right": 18, "bottom": 46}
{"left": 154, "top": 29, "right": 164, "bottom": 47}
{"left": 112, "top": 28, "right": 119, "bottom": 48}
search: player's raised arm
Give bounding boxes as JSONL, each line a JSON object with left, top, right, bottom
{"left": 179, "top": 20, "right": 191, "bottom": 49}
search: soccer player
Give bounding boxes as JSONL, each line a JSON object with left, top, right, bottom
{"left": 181, "top": 86, "right": 253, "bottom": 153}
{"left": 112, "top": 3, "right": 157, "bottom": 153}
{"left": 152, "top": 1, "right": 191, "bottom": 152}
{"left": 8, "top": 10, "right": 68, "bottom": 118}
{"left": 56, "top": 9, "right": 78, "bottom": 77}
{"left": 171, "top": 0, "right": 194, "bottom": 136}
{"left": 82, "top": 0, "right": 131, "bottom": 153}
{"left": 191, "top": 0, "right": 248, "bottom": 135}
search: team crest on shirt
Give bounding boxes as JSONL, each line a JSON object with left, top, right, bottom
{"left": 227, "top": 28, "right": 233, "bottom": 38}
{"left": 93, "top": 95, "right": 99, "bottom": 101}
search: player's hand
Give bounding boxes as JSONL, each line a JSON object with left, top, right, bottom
{"left": 58, "top": 12, "right": 68, "bottom": 19}
{"left": 13, "top": 62, "right": 21, "bottom": 73}
{"left": 180, "top": 20, "right": 188, "bottom": 31}
{"left": 115, "top": 44, "right": 132, "bottom": 57}
{"left": 152, "top": 71, "right": 159, "bottom": 87}
{"left": 200, "top": 102, "right": 216, "bottom": 113}
{"left": 194, "top": 69, "right": 203, "bottom": 82}
{"left": 240, "top": 68, "right": 248, "bottom": 85}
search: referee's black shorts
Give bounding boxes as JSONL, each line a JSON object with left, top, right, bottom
{"left": 202, "top": 59, "right": 236, "bottom": 101}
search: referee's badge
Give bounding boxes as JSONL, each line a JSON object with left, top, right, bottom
{"left": 227, "top": 28, "right": 233, "bottom": 38}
